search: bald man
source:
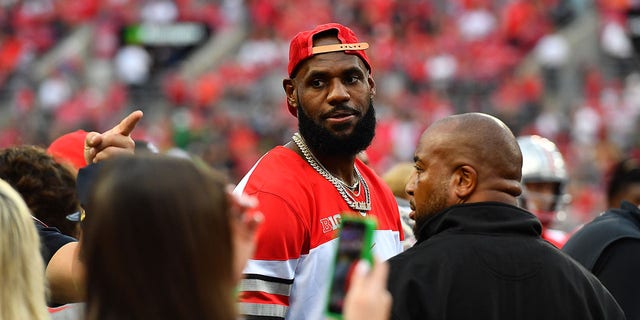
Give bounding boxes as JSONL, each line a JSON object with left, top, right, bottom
{"left": 386, "top": 113, "right": 624, "bottom": 320}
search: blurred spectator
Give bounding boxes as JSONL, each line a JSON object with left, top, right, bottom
{"left": 563, "top": 157, "right": 640, "bottom": 320}
{"left": 0, "top": 145, "right": 80, "bottom": 238}
{"left": 236, "top": 28, "right": 283, "bottom": 72}
{"left": 501, "top": 0, "right": 550, "bottom": 51}
{"left": 518, "top": 135, "right": 571, "bottom": 247}
{"left": 601, "top": 20, "right": 632, "bottom": 59}
{"left": 534, "top": 31, "right": 570, "bottom": 96}
{"left": 0, "top": 178, "right": 49, "bottom": 320}
{"left": 114, "top": 45, "right": 152, "bottom": 86}
{"left": 382, "top": 161, "right": 416, "bottom": 250}
{"left": 457, "top": 3, "right": 496, "bottom": 42}
{"left": 606, "top": 157, "right": 640, "bottom": 208}
{"left": 0, "top": 145, "right": 81, "bottom": 306}
{"left": 38, "top": 72, "right": 73, "bottom": 112}
{"left": 77, "top": 155, "right": 258, "bottom": 320}
{"left": 140, "top": 0, "right": 178, "bottom": 25}
{"left": 600, "top": 18, "right": 634, "bottom": 79}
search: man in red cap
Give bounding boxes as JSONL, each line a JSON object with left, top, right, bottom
{"left": 232, "top": 23, "right": 403, "bottom": 320}
{"left": 83, "top": 23, "right": 403, "bottom": 320}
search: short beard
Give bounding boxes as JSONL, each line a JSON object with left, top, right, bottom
{"left": 413, "top": 181, "right": 450, "bottom": 239}
{"left": 297, "top": 101, "right": 376, "bottom": 157}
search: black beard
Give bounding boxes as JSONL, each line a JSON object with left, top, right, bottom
{"left": 297, "top": 101, "right": 376, "bottom": 157}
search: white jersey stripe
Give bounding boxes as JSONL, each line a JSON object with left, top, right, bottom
{"left": 239, "top": 302, "right": 288, "bottom": 318}
{"left": 239, "top": 278, "right": 292, "bottom": 296}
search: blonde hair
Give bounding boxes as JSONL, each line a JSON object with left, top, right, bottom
{"left": 0, "top": 178, "right": 48, "bottom": 320}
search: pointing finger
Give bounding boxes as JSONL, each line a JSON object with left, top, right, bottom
{"left": 112, "top": 110, "right": 143, "bottom": 136}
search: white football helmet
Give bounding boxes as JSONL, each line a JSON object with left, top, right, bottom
{"left": 517, "top": 135, "right": 570, "bottom": 227}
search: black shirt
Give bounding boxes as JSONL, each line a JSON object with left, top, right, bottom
{"left": 35, "top": 219, "right": 76, "bottom": 265}
{"left": 388, "top": 202, "right": 625, "bottom": 320}
{"left": 564, "top": 201, "right": 640, "bottom": 320}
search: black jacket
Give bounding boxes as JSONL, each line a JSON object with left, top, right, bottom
{"left": 563, "top": 201, "right": 640, "bottom": 320}
{"left": 387, "top": 202, "right": 624, "bottom": 320}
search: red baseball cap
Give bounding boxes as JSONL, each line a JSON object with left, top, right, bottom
{"left": 287, "top": 23, "right": 372, "bottom": 116}
{"left": 47, "top": 129, "right": 89, "bottom": 172}
{"left": 287, "top": 23, "right": 372, "bottom": 77}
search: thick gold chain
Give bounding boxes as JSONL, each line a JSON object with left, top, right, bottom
{"left": 292, "top": 133, "right": 371, "bottom": 214}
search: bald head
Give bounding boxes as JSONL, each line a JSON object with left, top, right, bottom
{"left": 406, "top": 113, "right": 524, "bottom": 234}
{"left": 418, "top": 113, "right": 522, "bottom": 204}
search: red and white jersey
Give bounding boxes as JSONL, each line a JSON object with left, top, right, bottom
{"left": 234, "top": 146, "right": 403, "bottom": 320}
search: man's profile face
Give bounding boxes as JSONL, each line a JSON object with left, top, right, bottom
{"left": 406, "top": 134, "right": 452, "bottom": 234}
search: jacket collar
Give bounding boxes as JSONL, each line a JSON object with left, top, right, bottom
{"left": 610, "top": 200, "right": 640, "bottom": 229}
{"left": 415, "top": 202, "right": 542, "bottom": 244}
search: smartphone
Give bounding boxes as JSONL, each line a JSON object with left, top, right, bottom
{"left": 325, "top": 213, "right": 377, "bottom": 319}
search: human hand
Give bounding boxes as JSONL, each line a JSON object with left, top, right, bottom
{"left": 84, "top": 110, "right": 143, "bottom": 164}
{"left": 228, "top": 186, "right": 264, "bottom": 283}
{"left": 343, "top": 260, "right": 392, "bottom": 320}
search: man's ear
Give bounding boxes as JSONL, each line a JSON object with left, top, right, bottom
{"left": 452, "top": 165, "right": 477, "bottom": 201}
{"left": 282, "top": 79, "right": 297, "bottom": 107}
{"left": 283, "top": 78, "right": 297, "bottom": 117}
{"left": 368, "top": 76, "right": 376, "bottom": 97}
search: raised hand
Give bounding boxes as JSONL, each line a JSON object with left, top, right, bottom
{"left": 84, "top": 110, "right": 143, "bottom": 164}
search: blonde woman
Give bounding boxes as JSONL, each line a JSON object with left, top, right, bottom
{"left": 0, "top": 178, "right": 49, "bottom": 320}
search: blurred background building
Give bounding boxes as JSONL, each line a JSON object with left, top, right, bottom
{"left": 0, "top": 0, "right": 638, "bottom": 230}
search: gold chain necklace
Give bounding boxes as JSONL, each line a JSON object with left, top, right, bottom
{"left": 292, "top": 133, "right": 371, "bottom": 215}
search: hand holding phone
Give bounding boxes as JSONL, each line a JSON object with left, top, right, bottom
{"left": 343, "top": 261, "right": 392, "bottom": 320}
{"left": 325, "top": 214, "right": 376, "bottom": 319}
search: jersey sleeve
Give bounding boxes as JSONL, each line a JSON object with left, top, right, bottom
{"left": 237, "top": 191, "right": 309, "bottom": 319}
